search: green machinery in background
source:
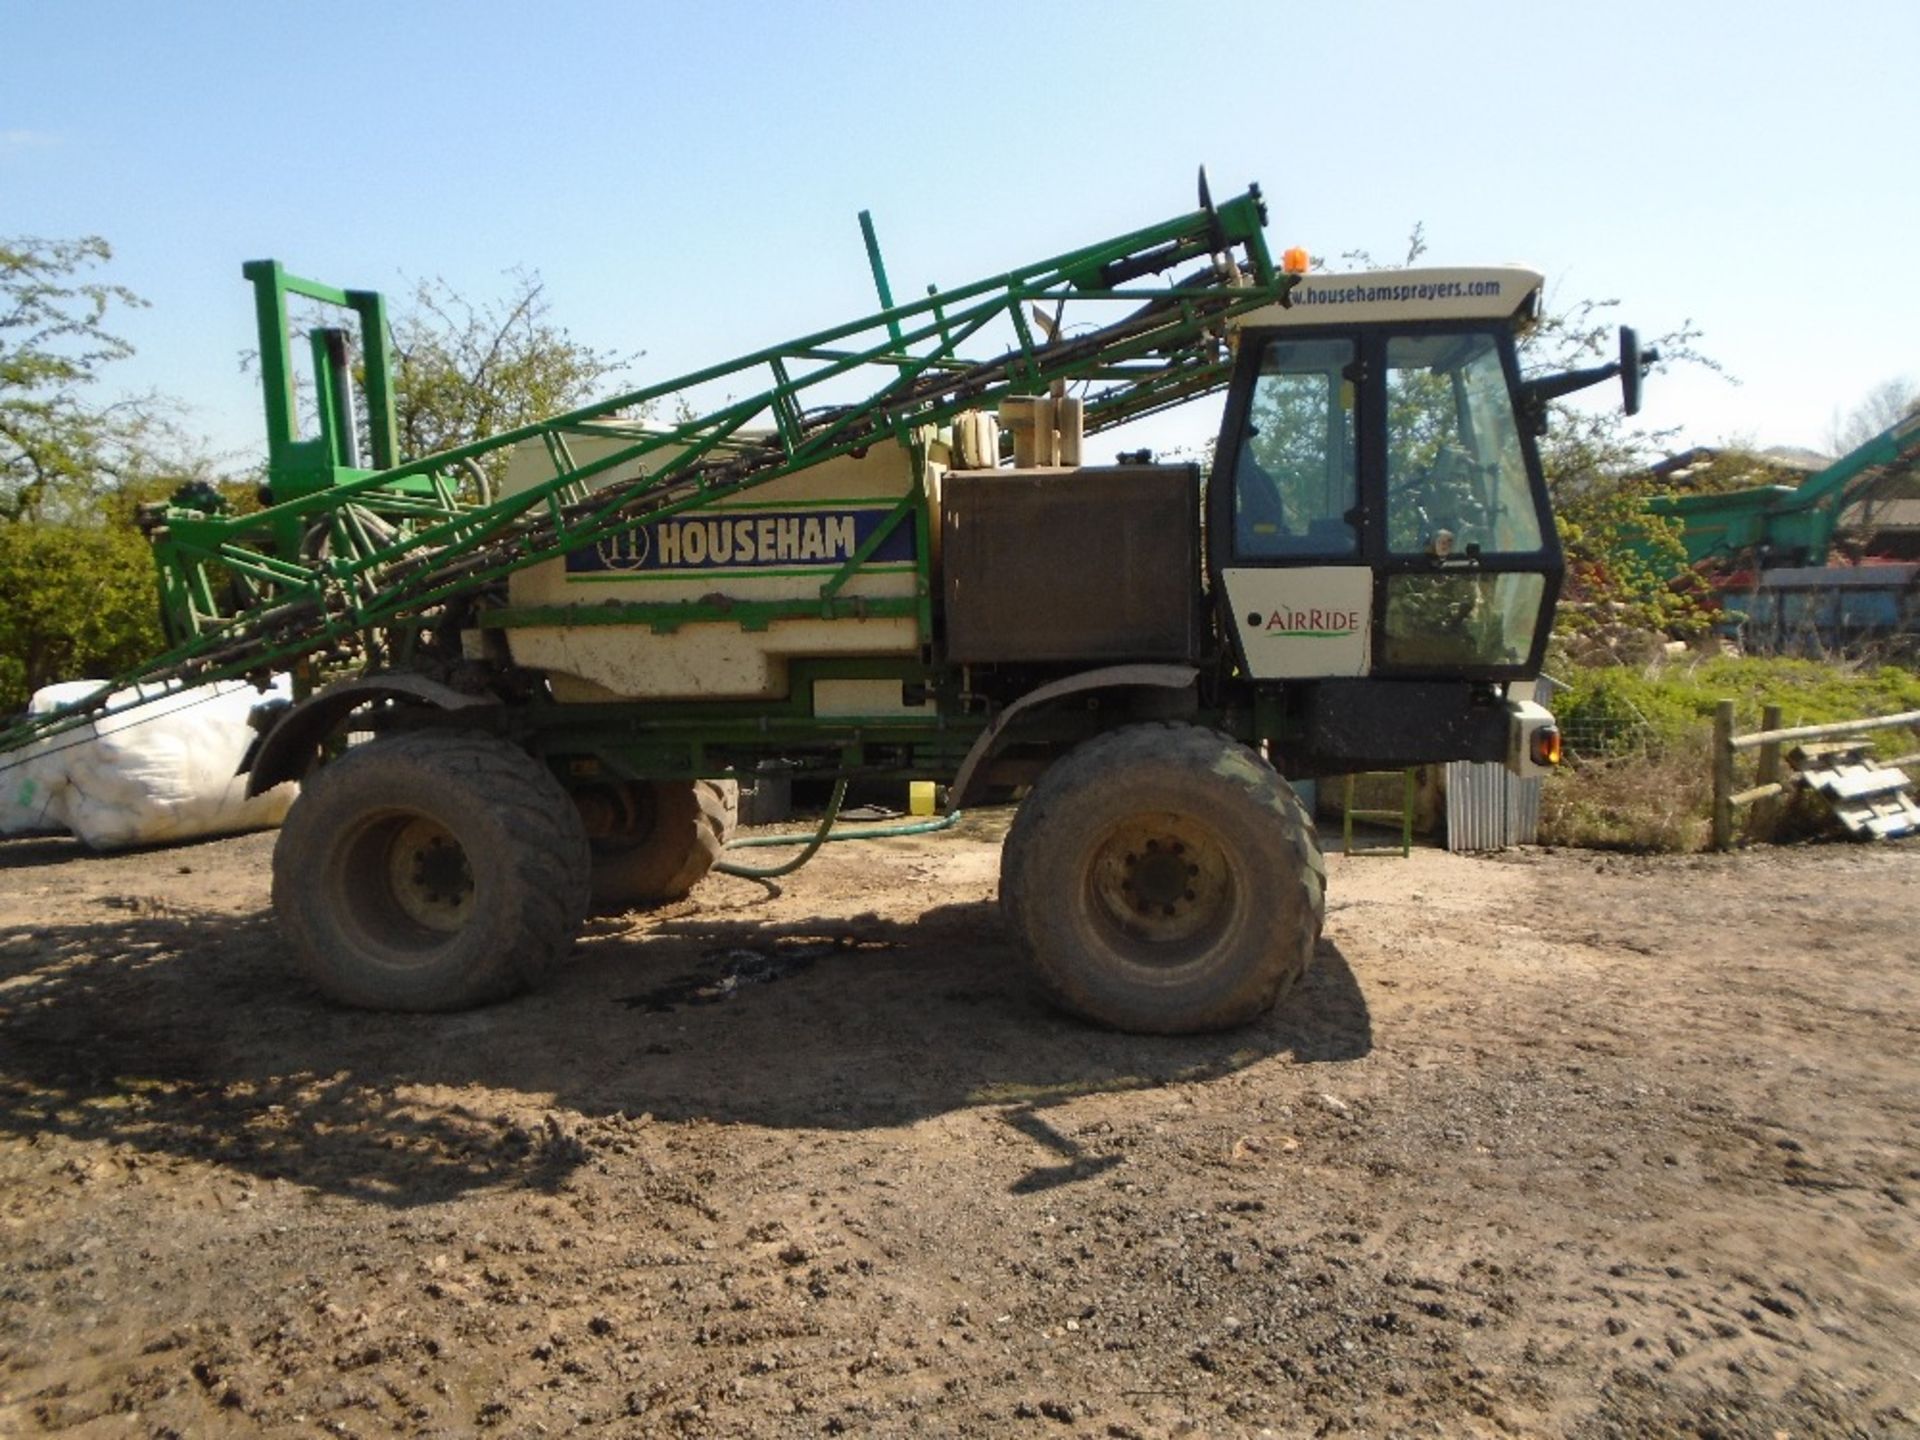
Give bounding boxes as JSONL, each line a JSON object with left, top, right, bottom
{"left": 1649, "top": 409, "right": 1920, "bottom": 570}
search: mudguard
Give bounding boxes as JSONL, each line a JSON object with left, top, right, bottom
{"left": 243, "top": 674, "right": 500, "bottom": 797}
{"left": 949, "top": 664, "right": 1198, "bottom": 807}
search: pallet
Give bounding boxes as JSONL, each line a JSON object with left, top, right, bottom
{"left": 1787, "top": 743, "right": 1920, "bottom": 839}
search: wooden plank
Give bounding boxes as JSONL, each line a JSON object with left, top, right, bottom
{"left": 1864, "top": 804, "right": 1920, "bottom": 839}
{"left": 1830, "top": 801, "right": 1881, "bottom": 836}
{"left": 1791, "top": 741, "right": 1875, "bottom": 766}
{"left": 1831, "top": 791, "right": 1920, "bottom": 838}
{"left": 1732, "top": 707, "right": 1920, "bottom": 752}
{"left": 1804, "top": 765, "right": 1911, "bottom": 802}
{"left": 1731, "top": 778, "right": 1796, "bottom": 807}
{"left": 1799, "top": 748, "right": 1920, "bottom": 835}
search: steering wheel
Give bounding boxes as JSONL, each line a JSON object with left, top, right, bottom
{"left": 1396, "top": 445, "right": 1488, "bottom": 547}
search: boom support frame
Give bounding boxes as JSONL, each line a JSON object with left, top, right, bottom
{"left": 4, "top": 184, "right": 1290, "bottom": 756}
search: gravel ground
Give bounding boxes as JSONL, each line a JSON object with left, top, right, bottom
{"left": 0, "top": 816, "right": 1915, "bottom": 1438}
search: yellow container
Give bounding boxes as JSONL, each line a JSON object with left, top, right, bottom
{"left": 909, "top": 781, "right": 937, "bottom": 816}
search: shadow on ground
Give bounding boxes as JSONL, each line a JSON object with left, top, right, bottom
{"left": 0, "top": 893, "right": 1370, "bottom": 1206}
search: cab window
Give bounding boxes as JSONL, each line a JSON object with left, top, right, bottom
{"left": 1384, "top": 333, "right": 1543, "bottom": 558}
{"left": 1382, "top": 572, "right": 1548, "bottom": 668}
{"left": 1234, "top": 337, "right": 1358, "bottom": 558}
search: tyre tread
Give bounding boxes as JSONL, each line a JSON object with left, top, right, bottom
{"left": 1000, "top": 722, "right": 1323, "bottom": 1033}
{"left": 272, "top": 731, "right": 591, "bottom": 1011}
{"left": 588, "top": 779, "right": 738, "bottom": 913}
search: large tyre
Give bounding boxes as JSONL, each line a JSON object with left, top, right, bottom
{"left": 999, "top": 723, "right": 1324, "bottom": 1034}
{"left": 271, "top": 731, "right": 591, "bottom": 1011}
{"left": 585, "top": 779, "right": 737, "bottom": 915}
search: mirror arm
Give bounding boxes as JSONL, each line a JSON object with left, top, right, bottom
{"left": 1517, "top": 362, "right": 1622, "bottom": 435}
{"left": 1517, "top": 334, "right": 1661, "bottom": 436}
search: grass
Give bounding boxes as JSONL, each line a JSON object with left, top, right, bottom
{"left": 1538, "top": 654, "right": 1920, "bottom": 852}
{"left": 1538, "top": 734, "right": 1714, "bottom": 852}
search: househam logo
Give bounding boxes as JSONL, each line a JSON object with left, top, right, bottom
{"left": 566, "top": 506, "right": 914, "bottom": 575}
{"left": 1260, "top": 606, "right": 1362, "bottom": 639}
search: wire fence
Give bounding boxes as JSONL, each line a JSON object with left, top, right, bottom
{"left": 1558, "top": 696, "right": 1657, "bottom": 762}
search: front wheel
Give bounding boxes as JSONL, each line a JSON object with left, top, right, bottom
{"left": 272, "top": 731, "right": 591, "bottom": 1011}
{"left": 999, "top": 723, "right": 1324, "bottom": 1034}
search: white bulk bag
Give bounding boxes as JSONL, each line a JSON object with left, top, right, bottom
{"left": 0, "top": 678, "right": 297, "bottom": 849}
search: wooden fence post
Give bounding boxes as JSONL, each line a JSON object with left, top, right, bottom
{"left": 1753, "top": 703, "right": 1784, "bottom": 837}
{"left": 1712, "top": 699, "right": 1736, "bottom": 851}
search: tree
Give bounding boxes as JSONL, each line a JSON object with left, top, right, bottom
{"left": 1, "top": 248, "right": 630, "bottom": 712}
{"left": 0, "top": 519, "right": 164, "bottom": 710}
{"left": 384, "top": 271, "right": 636, "bottom": 480}
{"left": 1332, "top": 228, "right": 1725, "bottom": 498}
{"left": 0, "top": 237, "right": 209, "bottom": 711}
{"left": 1316, "top": 232, "right": 1727, "bottom": 646}
{"left": 1551, "top": 480, "right": 1706, "bottom": 651}
{"left": 0, "top": 236, "right": 161, "bottom": 523}
{"left": 1459, "top": 270, "right": 1724, "bottom": 643}
{"left": 1826, "top": 376, "right": 1918, "bottom": 456}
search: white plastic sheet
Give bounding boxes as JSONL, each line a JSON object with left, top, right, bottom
{"left": 1, "top": 678, "right": 297, "bottom": 849}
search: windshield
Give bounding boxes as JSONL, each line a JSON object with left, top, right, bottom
{"left": 1384, "top": 332, "right": 1543, "bottom": 558}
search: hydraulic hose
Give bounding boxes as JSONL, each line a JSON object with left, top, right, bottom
{"left": 714, "top": 779, "right": 963, "bottom": 880}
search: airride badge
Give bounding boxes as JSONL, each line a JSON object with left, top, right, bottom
{"left": 1221, "top": 567, "right": 1373, "bottom": 678}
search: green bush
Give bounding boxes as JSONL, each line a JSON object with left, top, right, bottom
{"left": 1554, "top": 655, "right": 1920, "bottom": 757}
{"left": 1540, "top": 655, "right": 1920, "bottom": 852}
{"left": 0, "top": 520, "right": 163, "bottom": 713}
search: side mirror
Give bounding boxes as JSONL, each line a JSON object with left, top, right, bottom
{"left": 1518, "top": 325, "right": 1662, "bottom": 436}
{"left": 1619, "top": 324, "right": 1659, "bottom": 418}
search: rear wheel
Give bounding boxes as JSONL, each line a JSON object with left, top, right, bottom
{"left": 579, "top": 779, "right": 737, "bottom": 914}
{"left": 271, "top": 731, "right": 591, "bottom": 1011}
{"left": 999, "top": 723, "right": 1323, "bottom": 1034}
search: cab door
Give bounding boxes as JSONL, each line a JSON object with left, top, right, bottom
{"left": 1215, "top": 326, "right": 1561, "bottom": 682}
{"left": 1215, "top": 334, "right": 1373, "bottom": 679}
{"left": 1373, "top": 330, "right": 1560, "bottom": 677}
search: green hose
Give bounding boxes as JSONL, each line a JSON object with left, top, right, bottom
{"left": 714, "top": 779, "right": 964, "bottom": 880}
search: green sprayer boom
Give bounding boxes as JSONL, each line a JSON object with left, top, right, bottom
{"left": 2, "top": 180, "right": 1288, "bottom": 757}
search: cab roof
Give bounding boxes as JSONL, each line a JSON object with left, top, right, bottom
{"left": 1233, "top": 266, "right": 1544, "bottom": 331}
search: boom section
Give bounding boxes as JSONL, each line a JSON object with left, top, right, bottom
{"left": 4, "top": 184, "right": 1293, "bottom": 755}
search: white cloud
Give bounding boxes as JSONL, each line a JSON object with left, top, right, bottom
{"left": 0, "top": 130, "right": 61, "bottom": 155}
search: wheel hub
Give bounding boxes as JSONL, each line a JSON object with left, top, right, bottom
{"left": 1123, "top": 839, "right": 1200, "bottom": 917}
{"left": 1089, "top": 813, "right": 1234, "bottom": 957}
{"left": 576, "top": 781, "right": 660, "bottom": 853}
{"left": 385, "top": 817, "right": 474, "bottom": 933}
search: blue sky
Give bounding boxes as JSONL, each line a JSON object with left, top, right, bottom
{"left": 5, "top": 0, "right": 1916, "bottom": 467}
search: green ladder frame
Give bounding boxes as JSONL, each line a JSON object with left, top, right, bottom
{"left": 1341, "top": 770, "right": 1417, "bottom": 858}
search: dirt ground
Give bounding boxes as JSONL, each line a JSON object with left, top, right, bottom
{"left": 0, "top": 814, "right": 1915, "bottom": 1439}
